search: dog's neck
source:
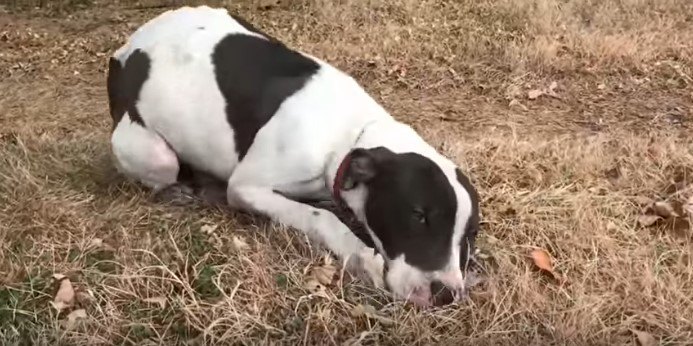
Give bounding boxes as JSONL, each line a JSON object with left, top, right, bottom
{"left": 327, "top": 118, "right": 445, "bottom": 206}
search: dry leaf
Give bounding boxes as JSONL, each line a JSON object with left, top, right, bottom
{"left": 685, "top": 195, "right": 693, "bottom": 215}
{"left": 633, "top": 196, "right": 654, "bottom": 206}
{"left": 530, "top": 249, "right": 563, "bottom": 282}
{"left": 62, "top": 309, "right": 87, "bottom": 330}
{"left": 143, "top": 296, "right": 167, "bottom": 309}
{"left": 232, "top": 236, "right": 249, "bottom": 251}
{"left": 652, "top": 201, "right": 678, "bottom": 218}
{"left": 638, "top": 214, "right": 662, "bottom": 227}
{"left": 200, "top": 224, "right": 218, "bottom": 235}
{"left": 527, "top": 89, "right": 544, "bottom": 100}
{"left": 309, "top": 263, "right": 337, "bottom": 286}
{"left": 546, "top": 81, "right": 559, "bottom": 98}
{"left": 548, "top": 81, "right": 558, "bottom": 92}
{"left": 52, "top": 276, "right": 75, "bottom": 312}
{"left": 633, "top": 330, "right": 658, "bottom": 346}
{"left": 530, "top": 249, "right": 553, "bottom": 273}
{"left": 509, "top": 99, "right": 528, "bottom": 111}
{"left": 303, "top": 278, "right": 329, "bottom": 299}
{"left": 350, "top": 304, "right": 395, "bottom": 326}
{"left": 597, "top": 83, "right": 606, "bottom": 90}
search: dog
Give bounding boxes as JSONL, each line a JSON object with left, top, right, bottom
{"left": 106, "top": 6, "right": 480, "bottom": 307}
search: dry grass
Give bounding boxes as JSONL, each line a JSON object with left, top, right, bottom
{"left": 1, "top": 0, "right": 693, "bottom": 344}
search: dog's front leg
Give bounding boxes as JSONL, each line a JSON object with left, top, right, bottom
{"left": 227, "top": 185, "right": 385, "bottom": 288}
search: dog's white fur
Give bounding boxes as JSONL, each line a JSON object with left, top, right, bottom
{"left": 109, "top": 6, "right": 472, "bottom": 306}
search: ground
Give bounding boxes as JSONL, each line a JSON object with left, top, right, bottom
{"left": 1, "top": 0, "right": 692, "bottom": 344}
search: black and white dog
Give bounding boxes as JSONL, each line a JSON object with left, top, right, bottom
{"left": 107, "top": 6, "right": 479, "bottom": 307}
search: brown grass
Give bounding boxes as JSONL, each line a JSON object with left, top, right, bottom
{"left": 2, "top": 0, "right": 693, "bottom": 344}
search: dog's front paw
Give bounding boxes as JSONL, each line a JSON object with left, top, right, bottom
{"left": 346, "top": 248, "right": 385, "bottom": 289}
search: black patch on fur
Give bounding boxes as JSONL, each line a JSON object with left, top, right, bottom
{"left": 106, "top": 50, "right": 151, "bottom": 128}
{"left": 106, "top": 58, "right": 125, "bottom": 128}
{"left": 346, "top": 147, "right": 458, "bottom": 272}
{"left": 211, "top": 34, "right": 319, "bottom": 160}
{"left": 456, "top": 168, "right": 480, "bottom": 270}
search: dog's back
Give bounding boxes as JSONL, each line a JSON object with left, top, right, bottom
{"left": 108, "top": 6, "right": 387, "bottom": 182}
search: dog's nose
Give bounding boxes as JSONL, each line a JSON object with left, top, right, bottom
{"left": 430, "top": 280, "right": 455, "bottom": 306}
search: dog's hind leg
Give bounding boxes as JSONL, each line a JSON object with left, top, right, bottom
{"left": 110, "top": 116, "right": 194, "bottom": 205}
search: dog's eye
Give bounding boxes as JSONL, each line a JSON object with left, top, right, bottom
{"left": 412, "top": 209, "right": 427, "bottom": 225}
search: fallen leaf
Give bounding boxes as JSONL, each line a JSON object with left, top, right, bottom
{"left": 633, "top": 196, "right": 654, "bottom": 206}
{"left": 529, "top": 249, "right": 563, "bottom": 282}
{"left": 350, "top": 304, "right": 395, "bottom": 326}
{"left": 685, "top": 195, "right": 693, "bottom": 215}
{"left": 530, "top": 249, "right": 553, "bottom": 272}
{"left": 652, "top": 201, "right": 678, "bottom": 218}
{"left": 309, "top": 263, "right": 337, "bottom": 286}
{"left": 633, "top": 330, "right": 658, "bottom": 346}
{"left": 597, "top": 83, "right": 606, "bottom": 90}
{"left": 200, "top": 224, "right": 218, "bottom": 235}
{"left": 527, "top": 89, "right": 544, "bottom": 100}
{"left": 303, "top": 278, "right": 329, "bottom": 299}
{"left": 75, "top": 289, "right": 95, "bottom": 304}
{"left": 638, "top": 214, "right": 662, "bottom": 227}
{"left": 588, "top": 186, "right": 607, "bottom": 195}
{"left": 232, "top": 235, "right": 249, "bottom": 251}
{"left": 52, "top": 276, "right": 75, "bottom": 312}
{"left": 63, "top": 309, "right": 87, "bottom": 329}
{"left": 509, "top": 99, "right": 528, "bottom": 111}
{"left": 548, "top": 81, "right": 558, "bottom": 92}
{"left": 143, "top": 296, "right": 167, "bottom": 309}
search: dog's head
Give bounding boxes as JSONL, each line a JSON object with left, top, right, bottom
{"left": 337, "top": 146, "right": 480, "bottom": 307}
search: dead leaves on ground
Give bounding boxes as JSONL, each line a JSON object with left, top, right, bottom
{"left": 303, "top": 255, "right": 338, "bottom": 299}
{"left": 508, "top": 81, "right": 559, "bottom": 110}
{"left": 636, "top": 192, "right": 692, "bottom": 240}
{"left": 51, "top": 274, "right": 88, "bottom": 329}
{"left": 529, "top": 249, "right": 565, "bottom": 284}
{"left": 51, "top": 274, "right": 75, "bottom": 312}
{"left": 350, "top": 304, "right": 395, "bottom": 326}
{"left": 143, "top": 296, "right": 167, "bottom": 309}
{"left": 527, "top": 81, "right": 560, "bottom": 100}
{"left": 301, "top": 255, "right": 395, "bottom": 326}
{"left": 64, "top": 309, "right": 87, "bottom": 329}
{"left": 632, "top": 330, "right": 659, "bottom": 346}
{"left": 199, "top": 222, "right": 251, "bottom": 253}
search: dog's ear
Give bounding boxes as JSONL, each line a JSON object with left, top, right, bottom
{"left": 343, "top": 147, "right": 393, "bottom": 189}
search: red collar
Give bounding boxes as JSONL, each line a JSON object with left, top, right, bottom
{"left": 332, "top": 152, "right": 352, "bottom": 206}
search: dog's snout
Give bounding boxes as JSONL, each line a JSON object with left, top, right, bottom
{"left": 430, "top": 280, "right": 455, "bottom": 306}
